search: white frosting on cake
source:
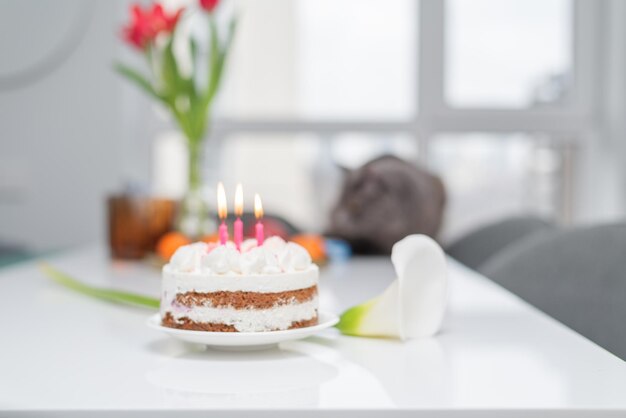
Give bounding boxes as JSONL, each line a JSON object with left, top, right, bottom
{"left": 162, "top": 265, "right": 318, "bottom": 295}
{"left": 166, "top": 236, "right": 312, "bottom": 275}
{"left": 166, "top": 297, "right": 318, "bottom": 332}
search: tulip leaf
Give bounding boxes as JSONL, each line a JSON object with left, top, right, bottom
{"left": 162, "top": 38, "right": 184, "bottom": 98}
{"left": 114, "top": 63, "right": 163, "bottom": 103}
{"left": 204, "top": 15, "right": 225, "bottom": 108}
{"left": 224, "top": 17, "right": 238, "bottom": 58}
{"left": 40, "top": 263, "right": 160, "bottom": 309}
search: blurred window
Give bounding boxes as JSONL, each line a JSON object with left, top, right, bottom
{"left": 429, "top": 134, "right": 563, "bottom": 240}
{"left": 211, "top": 0, "right": 582, "bottom": 237}
{"left": 216, "top": 133, "right": 417, "bottom": 231}
{"left": 445, "top": 0, "right": 572, "bottom": 108}
{"left": 219, "top": 0, "right": 417, "bottom": 120}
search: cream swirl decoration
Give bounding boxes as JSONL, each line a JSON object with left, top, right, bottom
{"left": 168, "top": 237, "right": 312, "bottom": 275}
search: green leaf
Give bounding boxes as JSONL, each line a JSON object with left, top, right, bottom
{"left": 162, "top": 39, "right": 182, "bottom": 97}
{"left": 189, "top": 37, "right": 199, "bottom": 85}
{"left": 114, "top": 62, "right": 163, "bottom": 103}
{"left": 40, "top": 263, "right": 160, "bottom": 310}
{"left": 203, "top": 15, "right": 227, "bottom": 109}
{"left": 224, "top": 16, "right": 238, "bottom": 55}
{"left": 206, "top": 16, "right": 220, "bottom": 101}
{"left": 162, "top": 36, "right": 206, "bottom": 141}
{"left": 208, "top": 17, "right": 236, "bottom": 103}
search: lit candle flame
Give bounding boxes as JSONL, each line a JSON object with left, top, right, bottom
{"left": 254, "top": 193, "right": 263, "bottom": 219}
{"left": 217, "top": 182, "right": 227, "bottom": 220}
{"left": 234, "top": 183, "right": 243, "bottom": 217}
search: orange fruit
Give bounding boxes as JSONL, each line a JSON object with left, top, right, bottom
{"left": 291, "top": 234, "right": 326, "bottom": 263}
{"left": 199, "top": 233, "right": 220, "bottom": 244}
{"left": 156, "top": 231, "right": 191, "bottom": 261}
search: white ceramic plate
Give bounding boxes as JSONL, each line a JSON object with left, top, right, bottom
{"left": 147, "top": 311, "right": 339, "bottom": 350}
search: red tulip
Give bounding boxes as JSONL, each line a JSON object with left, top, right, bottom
{"left": 199, "top": 0, "right": 219, "bottom": 13}
{"left": 122, "top": 5, "right": 154, "bottom": 49}
{"left": 151, "top": 4, "right": 183, "bottom": 34}
{"left": 122, "top": 3, "right": 183, "bottom": 50}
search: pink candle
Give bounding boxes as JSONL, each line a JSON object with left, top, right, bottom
{"left": 234, "top": 183, "right": 244, "bottom": 250}
{"left": 219, "top": 221, "right": 229, "bottom": 245}
{"left": 217, "top": 182, "right": 228, "bottom": 245}
{"left": 255, "top": 220, "right": 264, "bottom": 246}
{"left": 254, "top": 193, "right": 264, "bottom": 246}
{"left": 234, "top": 218, "right": 243, "bottom": 249}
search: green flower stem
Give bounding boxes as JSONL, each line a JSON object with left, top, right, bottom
{"left": 188, "top": 139, "right": 202, "bottom": 192}
{"left": 40, "top": 263, "right": 160, "bottom": 309}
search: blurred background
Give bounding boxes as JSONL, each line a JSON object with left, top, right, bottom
{"left": 1, "top": 0, "right": 625, "bottom": 254}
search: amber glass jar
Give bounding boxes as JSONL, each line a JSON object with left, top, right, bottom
{"left": 107, "top": 195, "right": 176, "bottom": 260}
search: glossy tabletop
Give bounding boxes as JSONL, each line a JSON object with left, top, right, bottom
{"left": 1, "top": 246, "right": 625, "bottom": 417}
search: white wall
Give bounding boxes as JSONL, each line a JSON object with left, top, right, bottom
{"left": 0, "top": 1, "right": 147, "bottom": 251}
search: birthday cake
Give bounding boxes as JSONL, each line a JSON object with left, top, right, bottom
{"left": 160, "top": 237, "right": 319, "bottom": 332}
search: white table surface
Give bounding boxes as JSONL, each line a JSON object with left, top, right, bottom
{"left": 1, "top": 246, "right": 625, "bottom": 417}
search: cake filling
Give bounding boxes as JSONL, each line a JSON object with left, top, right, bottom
{"left": 162, "top": 312, "right": 318, "bottom": 332}
{"left": 165, "top": 297, "right": 319, "bottom": 332}
{"left": 174, "top": 285, "right": 317, "bottom": 309}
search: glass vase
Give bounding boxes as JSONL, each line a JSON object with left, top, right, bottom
{"left": 177, "top": 139, "right": 215, "bottom": 238}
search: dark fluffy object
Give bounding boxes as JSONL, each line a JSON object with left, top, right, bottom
{"left": 327, "top": 155, "right": 446, "bottom": 254}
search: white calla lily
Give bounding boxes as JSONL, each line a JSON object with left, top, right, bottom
{"left": 336, "top": 234, "right": 448, "bottom": 340}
